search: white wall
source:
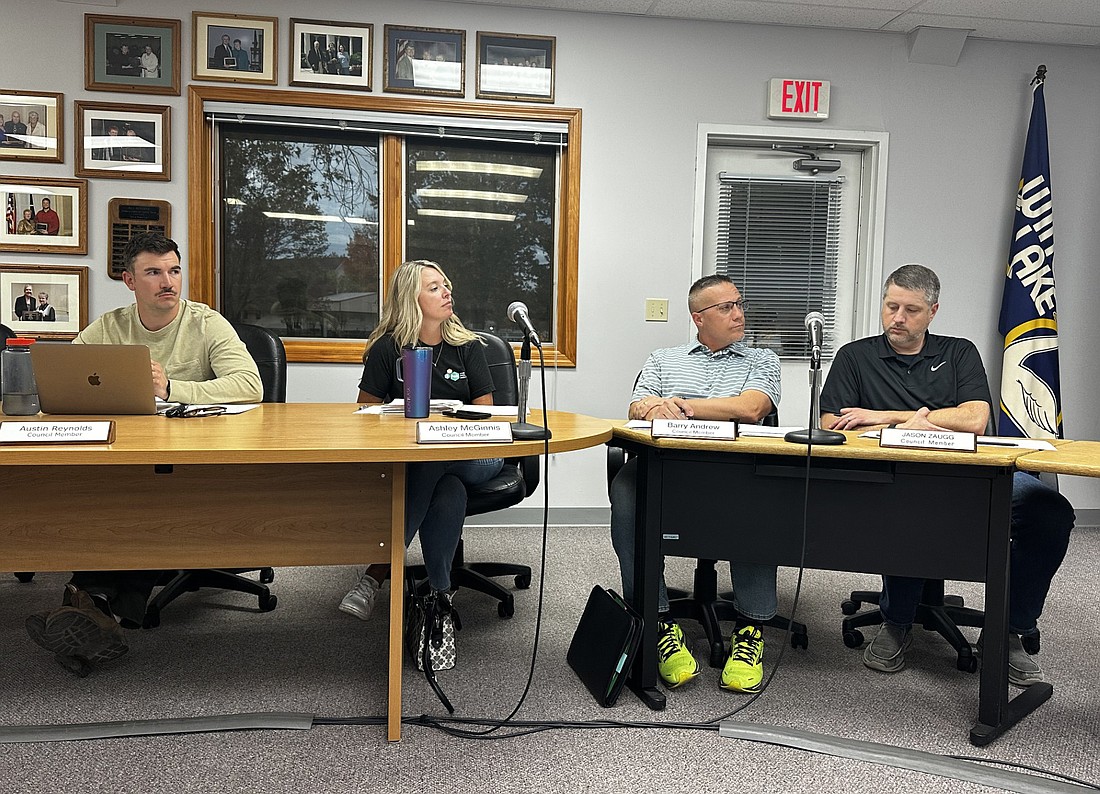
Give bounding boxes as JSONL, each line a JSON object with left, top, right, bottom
{"left": 7, "top": 0, "right": 1100, "bottom": 512}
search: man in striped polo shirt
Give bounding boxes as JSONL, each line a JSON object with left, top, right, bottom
{"left": 609, "top": 274, "right": 782, "bottom": 694}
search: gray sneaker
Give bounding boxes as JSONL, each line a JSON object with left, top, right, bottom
{"left": 1007, "top": 633, "right": 1044, "bottom": 687}
{"left": 863, "top": 623, "right": 912, "bottom": 673}
{"left": 339, "top": 572, "right": 382, "bottom": 621}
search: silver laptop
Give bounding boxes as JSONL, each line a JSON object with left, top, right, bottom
{"left": 30, "top": 344, "right": 157, "bottom": 415}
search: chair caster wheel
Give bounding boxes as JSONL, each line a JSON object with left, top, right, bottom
{"left": 15, "top": 572, "right": 35, "bottom": 583}
{"left": 143, "top": 608, "right": 161, "bottom": 629}
{"left": 259, "top": 593, "right": 277, "bottom": 612}
{"left": 708, "top": 644, "right": 726, "bottom": 669}
{"left": 498, "top": 598, "right": 515, "bottom": 619}
{"left": 259, "top": 568, "right": 275, "bottom": 584}
{"left": 840, "top": 599, "right": 859, "bottom": 616}
{"left": 1022, "top": 632, "right": 1040, "bottom": 655}
{"left": 514, "top": 573, "right": 531, "bottom": 589}
{"left": 957, "top": 653, "right": 978, "bottom": 673}
{"left": 843, "top": 629, "right": 864, "bottom": 648}
{"left": 792, "top": 633, "right": 809, "bottom": 650}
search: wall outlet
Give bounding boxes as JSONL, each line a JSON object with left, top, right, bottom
{"left": 645, "top": 298, "right": 669, "bottom": 322}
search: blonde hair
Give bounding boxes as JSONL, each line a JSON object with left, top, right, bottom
{"left": 364, "top": 260, "right": 481, "bottom": 357}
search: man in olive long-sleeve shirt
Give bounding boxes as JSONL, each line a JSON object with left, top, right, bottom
{"left": 26, "top": 233, "right": 262, "bottom": 673}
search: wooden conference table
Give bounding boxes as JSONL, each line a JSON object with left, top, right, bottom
{"left": 611, "top": 425, "right": 1058, "bottom": 746}
{"left": 0, "top": 403, "right": 612, "bottom": 741}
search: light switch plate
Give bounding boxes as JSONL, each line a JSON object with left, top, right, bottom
{"left": 645, "top": 298, "right": 668, "bottom": 322}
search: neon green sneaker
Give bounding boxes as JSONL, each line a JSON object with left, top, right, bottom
{"left": 721, "top": 624, "right": 764, "bottom": 692}
{"left": 657, "top": 619, "right": 699, "bottom": 688}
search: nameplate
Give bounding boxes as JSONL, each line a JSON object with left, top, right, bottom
{"left": 879, "top": 426, "right": 976, "bottom": 452}
{"left": 651, "top": 419, "right": 738, "bottom": 440}
{"left": 416, "top": 421, "right": 513, "bottom": 444}
{"left": 0, "top": 421, "right": 115, "bottom": 444}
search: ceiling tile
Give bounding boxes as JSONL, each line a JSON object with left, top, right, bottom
{"left": 650, "top": 0, "right": 902, "bottom": 29}
{"left": 882, "top": 12, "right": 1100, "bottom": 45}
{"left": 917, "top": 0, "right": 1100, "bottom": 27}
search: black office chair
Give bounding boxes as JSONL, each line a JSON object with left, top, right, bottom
{"left": 409, "top": 331, "right": 539, "bottom": 618}
{"left": 141, "top": 323, "right": 284, "bottom": 628}
{"left": 840, "top": 468, "right": 1053, "bottom": 669}
{"left": 841, "top": 579, "right": 984, "bottom": 672}
{"left": 607, "top": 406, "right": 808, "bottom": 668}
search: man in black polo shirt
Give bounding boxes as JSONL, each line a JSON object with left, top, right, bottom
{"left": 819, "top": 263, "right": 1074, "bottom": 686}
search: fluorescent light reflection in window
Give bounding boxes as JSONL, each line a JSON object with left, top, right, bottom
{"left": 416, "top": 188, "right": 527, "bottom": 203}
{"left": 261, "top": 211, "right": 376, "bottom": 225}
{"left": 415, "top": 160, "right": 543, "bottom": 178}
{"left": 418, "top": 208, "right": 516, "bottom": 222}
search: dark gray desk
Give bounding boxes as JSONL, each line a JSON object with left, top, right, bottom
{"left": 612, "top": 427, "right": 1052, "bottom": 746}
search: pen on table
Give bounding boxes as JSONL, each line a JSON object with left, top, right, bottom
{"left": 978, "top": 439, "right": 1022, "bottom": 447}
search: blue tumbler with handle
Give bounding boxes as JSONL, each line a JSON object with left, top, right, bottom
{"left": 398, "top": 346, "right": 431, "bottom": 418}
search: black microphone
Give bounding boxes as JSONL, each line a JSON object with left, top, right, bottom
{"left": 805, "top": 311, "right": 825, "bottom": 362}
{"left": 507, "top": 301, "right": 541, "bottom": 347}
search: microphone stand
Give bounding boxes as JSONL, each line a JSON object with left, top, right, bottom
{"left": 784, "top": 346, "right": 845, "bottom": 445}
{"left": 511, "top": 334, "right": 552, "bottom": 441}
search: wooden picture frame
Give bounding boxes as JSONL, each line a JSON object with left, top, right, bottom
{"left": 84, "top": 14, "right": 181, "bottom": 96}
{"left": 476, "top": 32, "right": 556, "bottom": 103}
{"left": 383, "top": 25, "right": 465, "bottom": 97}
{"left": 193, "top": 12, "right": 278, "bottom": 85}
{"left": 0, "top": 90, "right": 63, "bottom": 164}
{"left": 290, "top": 19, "right": 373, "bottom": 91}
{"left": 74, "top": 101, "right": 170, "bottom": 181}
{"left": 0, "top": 264, "right": 89, "bottom": 340}
{"left": 1, "top": 176, "right": 88, "bottom": 255}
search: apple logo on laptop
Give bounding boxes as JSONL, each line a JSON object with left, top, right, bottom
{"left": 88, "top": 372, "right": 101, "bottom": 387}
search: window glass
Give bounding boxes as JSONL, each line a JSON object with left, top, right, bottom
{"left": 220, "top": 126, "right": 380, "bottom": 339}
{"left": 404, "top": 139, "right": 556, "bottom": 343}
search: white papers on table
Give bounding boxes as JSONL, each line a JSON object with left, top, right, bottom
{"left": 355, "top": 400, "right": 519, "bottom": 416}
{"left": 624, "top": 419, "right": 801, "bottom": 438}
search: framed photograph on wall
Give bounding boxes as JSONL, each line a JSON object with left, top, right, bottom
{"left": 383, "top": 25, "right": 465, "bottom": 97}
{"left": 0, "top": 176, "right": 88, "bottom": 255}
{"left": 0, "top": 90, "right": 63, "bottom": 163}
{"left": 74, "top": 101, "right": 170, "bottom": 181}
{"left": 0, "top": 264, "right": 89, "bottom": 340}
{"left": 193, "top": 12, "right": 278, "bottom": 85}
{"left": 476, "top": 32, "right": 555, "bottom": 103}
{"left": 84, "top": 14, "right": 181, "bottom": 96}
{"left": 290, "top": 19, "right": 373, "bottom": 91}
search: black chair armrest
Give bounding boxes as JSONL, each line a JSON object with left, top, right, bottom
{"left": 515, "top": 454, "right": 540, "bottom": 497}
{"left": 607, "top": 443, "right": 628, "bottom": 500}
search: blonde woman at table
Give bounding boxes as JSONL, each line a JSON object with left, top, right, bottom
{"left": 340, "top": 261, "right": 502, "bottom": 659}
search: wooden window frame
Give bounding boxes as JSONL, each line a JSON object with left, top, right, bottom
{"left": 187, "top": 84, "right": 580, "bottom": 366}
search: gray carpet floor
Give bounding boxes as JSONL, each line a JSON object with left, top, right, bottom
{"left": 1, "top": 524, "right": 1097, "bottom": 793}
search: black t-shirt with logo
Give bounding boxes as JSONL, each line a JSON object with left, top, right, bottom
{"left": 358, "top": 333, "right": 495, "bottom": 403}
{"left": 820, "top": 332, "right": 992, "bottom": 415}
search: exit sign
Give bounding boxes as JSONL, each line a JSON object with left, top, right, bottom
{"left": 768, "top": 78, "right": 830, "bottom": 121}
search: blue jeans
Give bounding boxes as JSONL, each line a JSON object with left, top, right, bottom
{"left": 609, "top": 457, "right": 778, "bottom": 621}
{"left": 880, "top": 471, "right": 1074, "bottom": 636}
{"left": 406, "top": 458, "right": 503, "bottom": 592}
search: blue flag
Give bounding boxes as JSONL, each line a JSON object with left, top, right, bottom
{"left": 998, "top": 76, "right": 1061, "bottom": 439}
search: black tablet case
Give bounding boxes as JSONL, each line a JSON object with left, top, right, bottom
{"left": 567, "top": 585, "right": 642, "bottom": 707}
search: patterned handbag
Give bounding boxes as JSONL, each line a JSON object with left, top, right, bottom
{"left": 406, "top": 590, "right": 461, "bottom": 672}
